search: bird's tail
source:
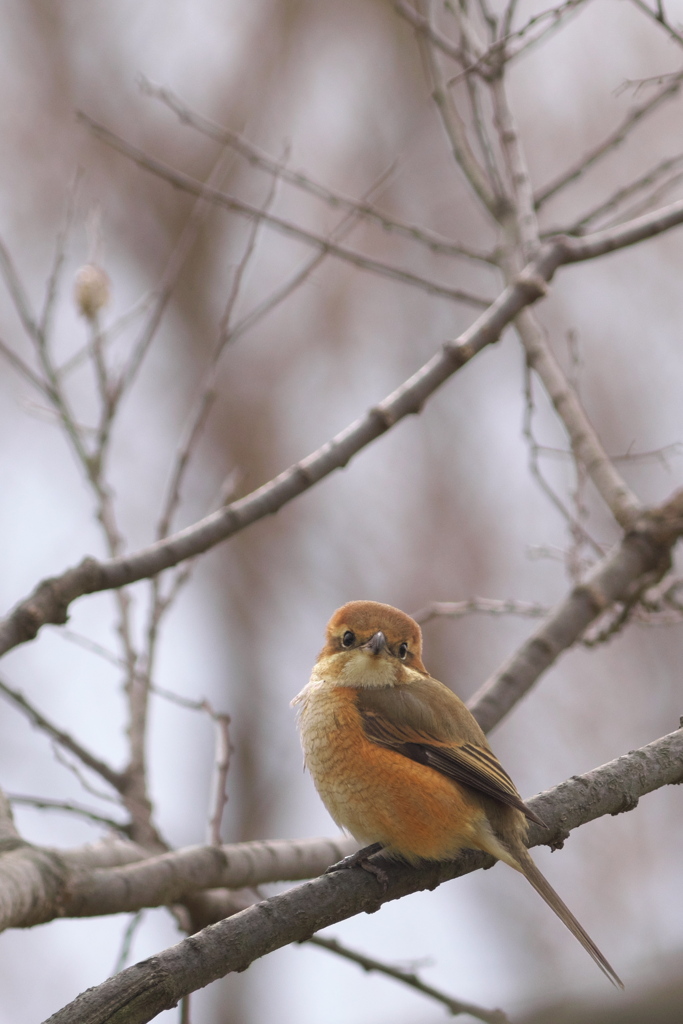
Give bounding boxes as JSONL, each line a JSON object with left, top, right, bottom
{"left": 513, "top": 846, "right": 623, "bottom": 989}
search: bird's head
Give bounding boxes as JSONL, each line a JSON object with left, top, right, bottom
{"left": 316, "top": 600, "right": 427, "bottom": 689}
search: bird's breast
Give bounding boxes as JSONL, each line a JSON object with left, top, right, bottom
{"left": 293, "top": 680, "right": 487, "bottom": 860}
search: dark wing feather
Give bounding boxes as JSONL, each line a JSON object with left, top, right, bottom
{"left": 359, "top": 701, "right": 545, "bottom": 827}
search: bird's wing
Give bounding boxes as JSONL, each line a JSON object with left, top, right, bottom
{"left": 357, "top": 686, "right": 545, "bottom": 826}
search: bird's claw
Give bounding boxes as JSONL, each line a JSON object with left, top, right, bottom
{"left": 325, "top": 842, "right": 388, "bottom": 890}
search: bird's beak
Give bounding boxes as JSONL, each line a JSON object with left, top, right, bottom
{"left": 364, "top": 631, "right": 387, "bottom": 656}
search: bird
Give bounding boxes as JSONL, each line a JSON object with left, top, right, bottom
{"left": 292, "top": 599, "right": 622, "bottom": 987}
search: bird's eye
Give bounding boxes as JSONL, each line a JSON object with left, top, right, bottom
{"left": 398, "top": 642, "right": 408, "bottom": 660}
{"left": 342, "top": 630, "right": 355, "bottom": 648}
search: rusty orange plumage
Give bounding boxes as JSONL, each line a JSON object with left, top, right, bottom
{"left": 293, "top": 600, "right": 622, "bottom": 987}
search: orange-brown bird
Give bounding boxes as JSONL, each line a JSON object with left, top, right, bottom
{"left": 293, "top": 600, "right": 622, "bottom": 987}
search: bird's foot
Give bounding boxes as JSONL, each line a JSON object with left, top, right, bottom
{"left": 325, "top": 842, "right": 389, "bottom": 890}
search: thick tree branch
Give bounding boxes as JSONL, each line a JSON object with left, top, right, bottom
{"left": 44, "top": 728, "right": 683, "bottom": 1024}
{"left": 0, "top": 835, "right": 357, "bottom": 933}
{"left": 468, "top": 487, "right": 683, "bottom": 732}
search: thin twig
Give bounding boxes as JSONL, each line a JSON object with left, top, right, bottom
{"left": 79, "top": 113, "right": 492, "bottom": 308}
{"left": 535, "top": 68, "right": 683, "bottom": 208}
{"left": 412, "top": 597, "right": 549, "bottom": 623}
{"left": 465, "top": 71, "right": 507, "bottom": 201}
{"left": 40, "top": 172, "right": 82, "bottom": 338}
{"left": 141, "top": 79, "right": 493, "bottom": 265}
{"left": 8, "top": 794, "right": 128, "bottom": 833}
{"left": 417, "top": 8, "right": 501, "bottom": 215}
{"left": 522, "top": 359, "right": 604, "bottom": 557}
{"left": 52, "top": 746, "right": 123, "bottom": 805}
{"left": 565, "top": 153, "right": 683, "bottom": 234}
{"left": 0, "top": 234, "right": 40, "bottom": 338}
{"left": 206, "top": 711, "right": 232, "bottom": 846}
{"left": 307, "top": 935, "right": 509, "bottom": 1024}
{"left": 516, "top": 307, "right": 643, "bottom": 529}
{"left": 57, "top": 292, "right": 154, "bottom": 379}
{"left": 0, "top": 335, "right": 52, "bottom": 396}
{"left": 394, "top": 1, "right": 466, "bottom": 65}
{"left": 155, "top": 157, "right": 282, "bottom": 544}
{"left": 565, "top": 330, "right": 590, "bottom": 580}
{"left": 224, "top": 164, "right": 399, "bottom": 344}
{"left": 595, "top": 168, "right": 683, "bottom": 229}
{"left": 112, "top": 912, "right": 144, "bottom": 975}
{"left": 0, "top": 675, "right": 123, "bottom": 790}
{"left": 629, "top": 0, "right": 683, "bottom": 46}
{"left": 117, "top": 146, "right": 237, "bottom": 401}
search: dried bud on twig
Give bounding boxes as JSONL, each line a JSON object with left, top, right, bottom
{"left": 74, "top": 263, "right": 110, "bottom": 320}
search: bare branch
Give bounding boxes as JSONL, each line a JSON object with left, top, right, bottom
{"left": 78, "top": 113, "right": 492, "bottom": 308}
{"left": 468, "top": 486, "right": 683, "bottom": 732}
{"left": 393, "top": 0, "right": 466, "bottom": 65}
{"left": 535, "top": 69, "right": 683, "bottom": 208}
{"left": 5, "top": 200, "right": 683, "bottom": 656}
{"left": 565, "top": 152, "right": 683, "bottom": 234}
{"left": 518, "top": 309, "right": 642, "bottom": 529}
{"left": 629, "top": 0, "right": 683, "bottom": 46}
{"left": 112, "top": 912, "right": 144, "bottom": 976}
{"left": 0, "top": 334, "right": 52, "bottom": 396}
{"left": 412, "top": 597, "right": 549, "bottom": 623}
{"left": 39, "top": 173, "right": 82, "bottom": 339}
{"left": 117, "top": 146, "right": 236, "bottom": 401}
{"left": 490, "top": 75, "right": 540, "bottom": 257}
{"left": 8, "top": 794, "right": 128, "bottom": 834}
{"left": 0, "top": 271, "right": 549, "bottom": 657}
{"left": 0, "top": 675, "right": 123, "bottom": 791}
{"left": 417, "top": 10, "right": 502, "bottom": 216}
{"left": 307, "top": 935, "right": 509, "bottom": 1024}
{"left": 522, "top": 360, "right": 604, "bottom": 559}
{"left": 43, "top": 728, "right": 683, "bottom": 1023}
{"left": 206, "top": 712, "right": 232, "bottom": 846}
{"left": 142, "top": 79, "right": 492, "bottom": 265}
{"left": 52, "top": 836, "right": 359, "bottom": 925}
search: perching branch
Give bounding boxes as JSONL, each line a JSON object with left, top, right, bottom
{"left": 43, "top": 727, "right": 683, "bottom": 1024}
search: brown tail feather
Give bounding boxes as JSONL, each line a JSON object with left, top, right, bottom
{"left": 514, "top": 847, "right": 623, "bottom": 989}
